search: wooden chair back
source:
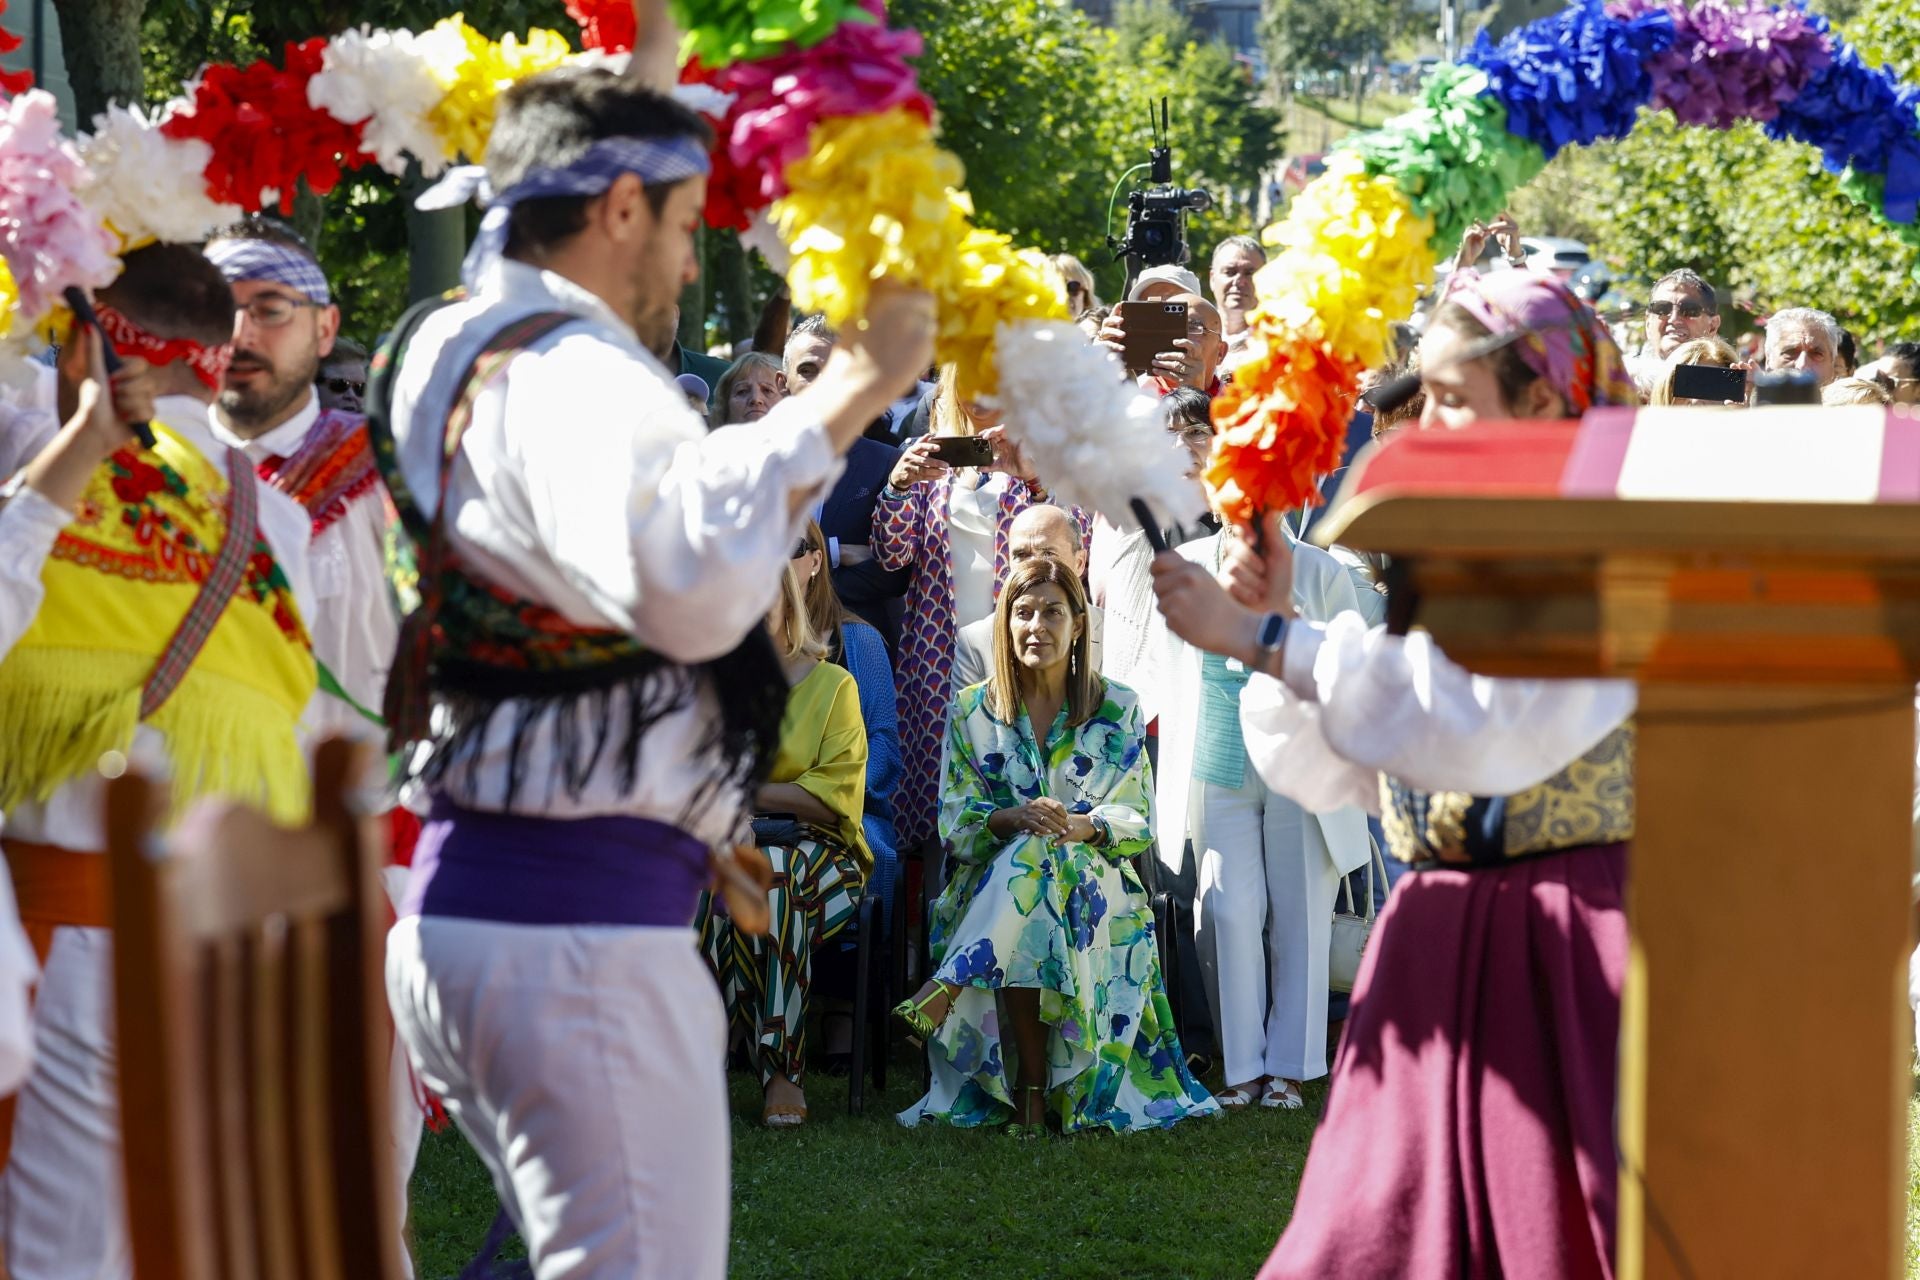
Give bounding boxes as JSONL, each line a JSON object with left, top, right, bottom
{"left": 105, "top": 738, "right": 404, "bottom": 1280}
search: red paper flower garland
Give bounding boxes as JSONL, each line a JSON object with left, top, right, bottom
{"left": 566, "top": 0, "right": 638, "bottom": 55}
{"left": 0, "top": 0, "right": 31, "bottom": 95}
{"left": 161, "top": 38, "right": 369, "bottom": 215}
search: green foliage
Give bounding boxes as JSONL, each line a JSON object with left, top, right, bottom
{"left": 894, "top": 0, "right": 1283, "bottom": 300}
{"left": 1263, "top": 0, "right": 1415, "bottom": 80}
{"left": 1525, "top": 0, "right": 1920, "bottom": 343}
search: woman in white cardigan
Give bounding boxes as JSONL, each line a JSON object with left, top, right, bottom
{"left": 1149, "top": 523, "right": 1375, "bottom": 1109}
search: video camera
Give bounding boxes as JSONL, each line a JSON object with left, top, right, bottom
{"left": 1109, "top": 98, "right": 1212, "bottom": 279}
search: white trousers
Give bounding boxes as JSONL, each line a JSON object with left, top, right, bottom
{"left": 386, "top": 916, "right": 729, "bottom": 1280}
{"left": 1191, "top": 771, "right": 1342, "bottom": 1085}
{"left": 0, "top": 928, "right": 126, "bottom": 1280}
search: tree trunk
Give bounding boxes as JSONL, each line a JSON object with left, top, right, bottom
{"left": 678, "top": 225, "right": 708, "bottom": 354}
{"left": 52, "top": 0, "right": 146, "bottom": 121}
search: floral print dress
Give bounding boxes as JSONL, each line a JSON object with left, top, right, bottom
{"left": 898, "top": 679, "right": 1219, "bottom": 1134}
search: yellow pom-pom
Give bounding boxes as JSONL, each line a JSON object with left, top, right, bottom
{"left": 422, "top": 15, "right": 573, "bottom": 162}
{"left": 772, "top": 107, "right": 970, "bottom": 329}
{"left": 1249, "top": 154, "right": 1436, "bottom": 370}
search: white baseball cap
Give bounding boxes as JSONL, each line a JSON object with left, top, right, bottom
{"left": 1128, "top": 264, "right": 1205, "bottom": 301}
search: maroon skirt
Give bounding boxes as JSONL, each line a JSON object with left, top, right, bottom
{"left": 1260, "top": 842, "right": 1628, "bottom": 1280}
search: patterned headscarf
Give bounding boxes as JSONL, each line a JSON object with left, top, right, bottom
{"left": 205, "top": 238, "right": 332, "bottom": 306}
{"left": 1442, "top": 271, "right": 1636, "bottom": 414}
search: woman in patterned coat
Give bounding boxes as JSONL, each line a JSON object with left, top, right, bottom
{"left": 870, "top": 368, "right": 1072, "bottom": 849}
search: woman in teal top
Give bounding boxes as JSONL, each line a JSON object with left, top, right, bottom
{"left": 893, "top": 558, "right": 1217, "bottom": 1136}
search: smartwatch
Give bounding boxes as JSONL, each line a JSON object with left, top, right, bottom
{"left": 1254, "top": 611, "right": 1287, "bottom": 673}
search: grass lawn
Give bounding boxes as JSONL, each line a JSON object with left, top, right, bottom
{"left": 407, "top": 1055, "right": 1920, "bottom": 1278}
{"left": 406, "top": 1047, "right": 1316, "bottom": 1280}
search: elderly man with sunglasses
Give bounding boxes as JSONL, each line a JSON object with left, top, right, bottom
{"left": 1631, "top": 268, "right": 1722, "bottom": 396}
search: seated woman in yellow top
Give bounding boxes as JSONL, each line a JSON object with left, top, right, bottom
{"left": 698, "top": 553, "right": 870, "bottom": 1128}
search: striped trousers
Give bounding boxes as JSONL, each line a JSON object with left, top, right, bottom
{"left": 697, "top": 836, "right": 864, "bottom": 1085}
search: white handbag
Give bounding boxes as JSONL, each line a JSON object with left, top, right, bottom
{"left": 1330, "top": 838, "right": 1387, "bottom": 995}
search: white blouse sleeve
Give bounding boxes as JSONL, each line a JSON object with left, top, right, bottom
{"left": 1244, "top": 611, "right": 1637, "bottom": 804}
{"left": 0, "top": 483, "right": 71, "bottom": 662}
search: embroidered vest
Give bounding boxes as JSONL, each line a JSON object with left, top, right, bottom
{"left": 1379, "top": 721, "right": 1636, "bottom": 867}
{"left": 257, "top": 408, "right": 382, "bottom": 536}
{"left": 367, "top": 301, "right": 787, "bottom": 809}
{"left": 0, "top": 421, "right": 316, "bottom": 824}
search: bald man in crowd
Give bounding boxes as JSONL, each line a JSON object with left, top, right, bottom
{"left": 952, "top": 504, "right": 1104, "bottom": 694}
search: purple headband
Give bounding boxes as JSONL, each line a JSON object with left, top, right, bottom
{"left": 205, "top": 238, "right": 332, "bottom": 306}
{"left": 416, "top": 135, "right": 713, "bottom": 289}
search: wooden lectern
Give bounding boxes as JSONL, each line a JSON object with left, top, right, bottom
{"left": 1314, "top": 405, "right": 1919, "bottom": 1280}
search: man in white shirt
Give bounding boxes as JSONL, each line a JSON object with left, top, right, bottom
{"left": 380, "top": 66, "right": 931, "bottom": 1280}
{"left": 206, "top": 218, "right": 397, "bottom": 738}
{"left": 0, "top": 244, "right": 317, "bottom": 1280}
{"left": 952, "top": 504, "right": 1102, "bottom": 693}
{"left": 1209, "top": 234, "right": 1265, "bottom": 375}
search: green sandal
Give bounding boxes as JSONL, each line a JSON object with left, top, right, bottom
{"left": 891, "top": 985, "right": 950, "bottom": 1046}
{"left": 1006, "top": 1084, "right": 1047, "bottom": 1140}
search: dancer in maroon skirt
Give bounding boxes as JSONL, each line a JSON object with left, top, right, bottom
{"left": 1152, "top": 271, "right": 1641, "bottom": 1280}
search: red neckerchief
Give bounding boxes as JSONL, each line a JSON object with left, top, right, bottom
{"left": 94, "top": 304, "right": 234, "bottom": 392}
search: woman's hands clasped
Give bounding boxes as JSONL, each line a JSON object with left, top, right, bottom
{"left": 989, "top": 797, "right": 1097, "bottom": 844}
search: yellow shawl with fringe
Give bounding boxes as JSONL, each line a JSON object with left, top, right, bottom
{"left": 0, "top": 421, "right": 316, "bottom": 826}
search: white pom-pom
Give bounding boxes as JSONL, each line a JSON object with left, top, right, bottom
{"left": 995, "top": 320, "right": 1207, "bottom": 529}
{"left": 567, "top": 49, "right": 634, "bottom": 76}
{"left": 671, "top": 83, "right": 736, "bottom": 119}
{"left": 75, "top": 103, "right": 243, "bottom": 248}
{"left": 308, "top": 26, "right": 455, "bottom": 178}
{"left": 740, "top": 211, "right": 790, "bottom": 273}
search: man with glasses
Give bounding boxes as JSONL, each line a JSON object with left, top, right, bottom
{"left": 205, "top": 219, "right": 398, "bottom": 743}
{"left": 203, "top": 221, "right": 416, "bottom": 1267}
{"left": 1871, "top": 340, "right": 1920, "bottom": 406}
{"left": 1210, "top": 235, "right": 1266, "bottom": 375}
{"left": 1632, "top": 268, "right": 1721, "bottom": 396}
{"left": 319, "top": 336, "right": 370, "bottom": 413}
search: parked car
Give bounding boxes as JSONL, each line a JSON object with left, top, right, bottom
{"left": 1280, "top": 154, "right": 1327, "bottom": 194}
{"left": 1521, "top": 236, "right": 1592, "bottom": 282}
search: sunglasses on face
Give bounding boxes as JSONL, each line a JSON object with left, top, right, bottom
{"left": 1647, "top": 300, "right": 1708, "bottom": 321}
{"left": 1066, "top": 282, "right": 1086, "bottom": 297}
{"left": 321, "top": 376, "right": 365, "bottom": 396}
{"left": 792, "top": 541, "right": 817, "bottom": 559}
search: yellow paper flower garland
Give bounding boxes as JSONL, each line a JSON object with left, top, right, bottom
{"left": 771, "top": 105, "right": 1067, "bottom": 397}
{"left": 422, "top": 16, "right": 573, "bottom": 163}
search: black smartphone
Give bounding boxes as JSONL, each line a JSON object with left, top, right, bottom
{"left": 1752, "top": 369, "right": 1820, "bottom": 406}
{"left": 927, "top": 435, "right": 995, "bottom": 468}
{"left": 1670, "top": 363, "right": 1747, "bottom": 404}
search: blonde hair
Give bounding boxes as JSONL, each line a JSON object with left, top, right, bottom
{"left": 1649, "top": 336, "right": 1739, "bottom": 407}
{"left": 709, "top": 350, "right": 785, "bottom": 429}
{"left": 1051, "top": 253, "right": 1100, "bottom": 320}
{"left": 797, "top": 518, "right": 851, "bottom": 659}
{"left": 928, "top": 364, "right": 973, "bottom": 436}
{"left": 1823, "top": 376, "right": 1891, "bottom": 406}
{"left": 771, "top": 561, "right": 827, "bottom": 661}
{"left": 987, "top": 559, "right": 1099, "bottom": 729}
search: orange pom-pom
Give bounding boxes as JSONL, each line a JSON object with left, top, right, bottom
{"left": 1205, "top": 332, "right": 1362, "bottom": 526}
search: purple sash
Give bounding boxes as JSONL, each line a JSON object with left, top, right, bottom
{"left": 401, "top": 799, "right": 708, "bottom": 928}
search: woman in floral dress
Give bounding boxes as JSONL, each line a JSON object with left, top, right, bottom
{"left": 894, "top": 558, "right": 1218, "bottom": 1136}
